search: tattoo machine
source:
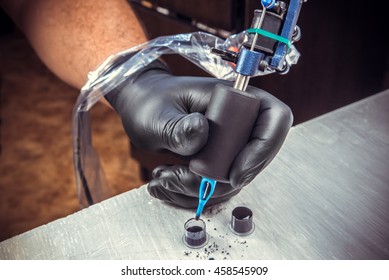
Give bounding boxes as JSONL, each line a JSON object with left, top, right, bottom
{"left": 189, "top": 0, "right": 306, "bottom": 219}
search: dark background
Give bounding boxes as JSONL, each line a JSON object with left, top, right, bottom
{"left": 129, "top": 0, "right": 389, "bottom": 124}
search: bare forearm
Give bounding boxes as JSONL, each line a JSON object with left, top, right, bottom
{"left": 1, "top": 0, "right": 147, "bottom": 89}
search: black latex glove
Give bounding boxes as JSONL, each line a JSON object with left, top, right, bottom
{"left": 106, "top": 60, "right": 293, "bottom": 208}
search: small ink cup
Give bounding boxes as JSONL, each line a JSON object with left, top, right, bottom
{"left": 229, "top": 206, "right": 255, "bottom": 236}
{"left": 183, "top": 218, "right": 208, "bottom": 249}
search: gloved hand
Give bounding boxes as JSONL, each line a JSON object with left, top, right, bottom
{"left": 106, "top": 60, "right": 293, "bottom": 208}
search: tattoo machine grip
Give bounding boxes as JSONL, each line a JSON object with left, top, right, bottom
{"left": 189, "top": 83, "right": 261, "bottom": 183}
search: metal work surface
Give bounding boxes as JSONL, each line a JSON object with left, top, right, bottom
{"left": 1, "top": 90, "right": 388, "bottom": 260}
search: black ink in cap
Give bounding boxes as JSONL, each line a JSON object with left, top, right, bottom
{"left": 183, "top": 218, "right": 208, "bottom": 249}
{"left": 229, "top": 206, "right": 255, "bottom": 236}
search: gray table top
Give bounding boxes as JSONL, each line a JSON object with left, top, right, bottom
{"left": 1, "top": 90, "right": 388, "bottom": 260}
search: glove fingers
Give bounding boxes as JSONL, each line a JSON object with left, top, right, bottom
{"left": 147, "top": 165, "right": 199, "bottom": 208}
{"left": 158, "top": 78, "right": 230, "bottom": 156}
{"left": 148, "top": 77, "right": 217, "bottom": 156}
{"left": 163, "top": 112, "right": 209, "bottom": 156}
{"left": 147, "top": 165, "right": 241, "bottom": 208}
{"left": 173, "top": 77, "right": 218, "bottom": 113}
{"left": 150, "top": 165, "right": 239, "bottom": 197}
{"left": 148, "top": 182, "right": 241, "bottom": 209}
{"left": 247, "top": 87, "right": 293, "bottom": 143}
{"left": 151, "top": 165, "right": 170, "bottom": 179}
{"left": 149, "top": 165, "right": 200, "bottom": 197}
{"left": 230, "top": 139, "right": 273, "bottom": 188}
{"left": 230, "top": 88, "right": 293, "bottom": 188}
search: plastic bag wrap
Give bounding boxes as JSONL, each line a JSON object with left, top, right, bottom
{"left": 72, "top": 31, "right": 299, "bottom": 206}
